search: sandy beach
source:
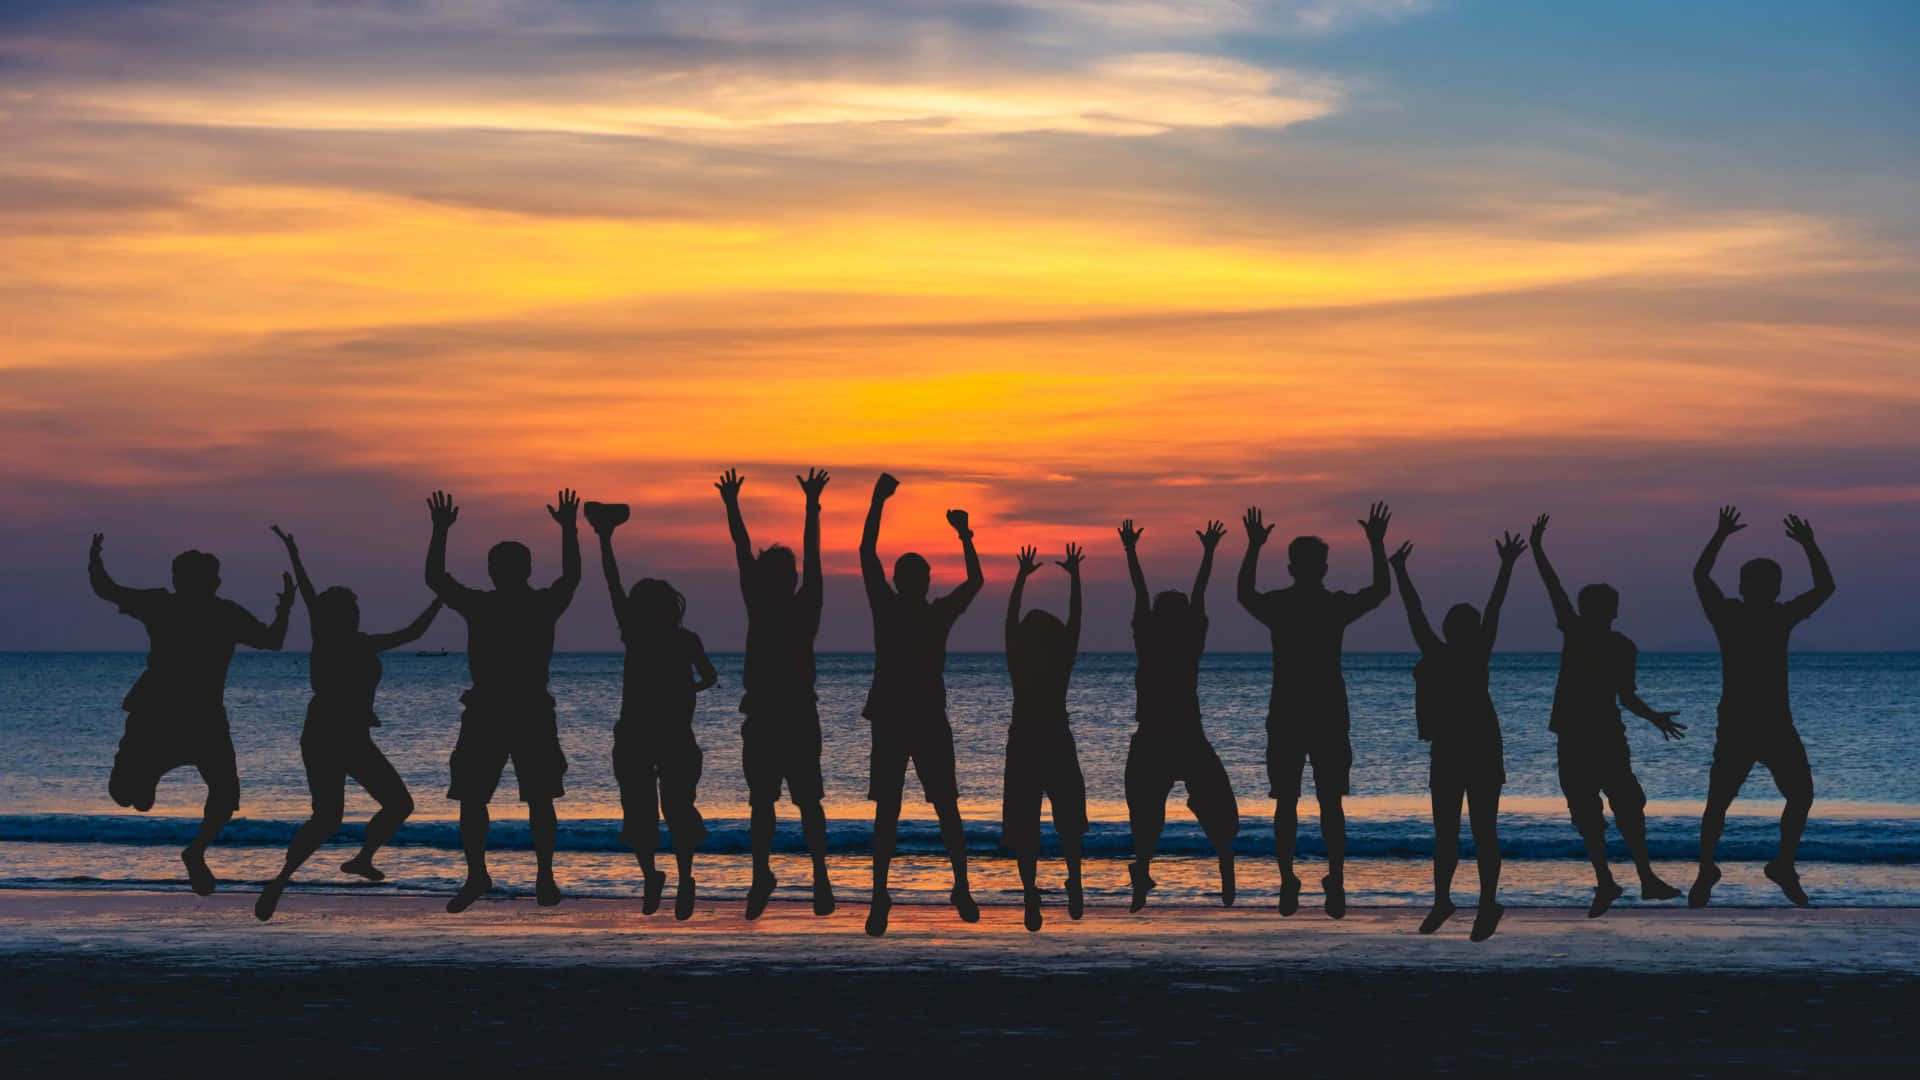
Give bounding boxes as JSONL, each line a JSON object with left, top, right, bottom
{"left": 3, "top": 891, "right": 1917, "bottom": 1075}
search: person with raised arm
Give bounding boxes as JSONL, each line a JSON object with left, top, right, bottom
{"left": 89, "top": 533, "right": 293, "bottom": 896}
{"left": 1689, "top": 507, "right": 1836, "bottom": 908}
{"left": 718, "top": 467, "right": 836, "bottom": 919}
{"left": 1121, "top": 519, "right": 1239, "bottom": 912}
{"left": 1002, "top": 542, "right": 1089, "bottom": 932}
{"left": 1389, "top": 531, "right": 1525, "bottom": 942}
{"left": 859, "top": 472, "right": 984, "bottom": 936}
{"left": 425, "top": 489, "right": 580, "bottom": 913}
{"left": 1530, "top": 513, "right": 1686, "bottom": 917}
{"left": 255, "top": 526, "right": 442, "bottom": 921}
{"left": 592, "top": 503, "right": 717, "bottom": 920}
{"left": 1237, "top": 503, "right": 1392, "bottom": 919}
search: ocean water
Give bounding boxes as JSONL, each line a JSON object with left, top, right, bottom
{"left": 2, "top": 652, "right": 1916, "bottom": 909}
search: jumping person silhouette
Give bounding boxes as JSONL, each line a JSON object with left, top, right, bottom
{"left": 860, "top": 472, "right": 983, "bottom": 936}
{"left": 88, "top": 534, "right": 294, "bottom": 895}
{"left": 1390, "top": 531, "right": 1526, "bottom": 942}
{"left": 718, "top": 467, "right": 836, "bottom": 919}
{"left": 425, "top": 489, "right": 580, "bottom": 913}
{"left": 1237, "top": 503, "right": 1391, "bottom": 918}
{"left": 1530, "top": 514, "right": 1686, "bottom": 916}
{"left": 1003, "top": 542, "right": 1089, "bottom": 932}
{"left": 256, "top": 526, "right": 442, "bottom": 921}
{"left": 1121, "top": 519, "right": 1238, "bottom": 912}
{"left": 1689, "top": 506, "right": 1835, "bottom": 908}
{"left": 592, "top": 504, "right": 716, "bottom": 920}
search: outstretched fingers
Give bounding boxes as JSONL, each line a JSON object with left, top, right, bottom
{"left": 1390, "top": 540, "right": 1413, "bottom": 566}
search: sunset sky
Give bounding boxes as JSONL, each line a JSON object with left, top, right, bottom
{"left": 4, "top": 0, "right": 1916, "bottom": 652}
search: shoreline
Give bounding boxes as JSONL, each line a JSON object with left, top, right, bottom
{"left": 4, "top": 892, "right": 1917, "bottom": 1075}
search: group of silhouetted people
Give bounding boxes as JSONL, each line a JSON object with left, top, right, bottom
{"left": 90, "top": 472, "right": 1835, "bottom": 939}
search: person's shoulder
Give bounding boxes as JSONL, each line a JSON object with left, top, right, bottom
{"left": 679, "top": 627, "right": 704, "bottom": 649}
{"left": 1610, "top": 630, "right": 1638, "bottom": 652}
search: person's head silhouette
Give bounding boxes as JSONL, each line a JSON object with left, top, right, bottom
{"left": 1287, "top": 535, "right": 1329, "bottom": 586}
{"left": 487, "top": 541, "right": 532, "bottom": 589}
{"left": 893, "top": 552, "right": 931, "bottom": 600}
{"left": 313, "top": 585, "right": 361, "bottom": 634}
{"left": 1441, "top": 601, "right": 1484, "bottom": 646}
{"left": 1576, "top": 582, "right": 1619, "bottom": 626}
{"left": 1739, "top": 557, "right": 1784, "bottom": 603}
{"left": 170, "top": 550, "right": 221, "bottom": 597}
{"left": 1011, "top": 608, "right": 1069, "bottom": 666}
{"left": 628, "top": 578, "right": 686, "bottom": 634}
{"left": 753, "top": 544, "right": 798, "bottom": 601}
{"left": 1152, "top": 588, "right": 1192, "bottom": 620}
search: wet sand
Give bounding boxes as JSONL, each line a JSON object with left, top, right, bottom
{"left": 3, "top": 891, "right": 1917, "bottom": 1074}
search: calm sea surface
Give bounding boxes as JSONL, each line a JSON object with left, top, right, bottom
{"left": 2, "top": 652, "right": 1915, "bottom": 908}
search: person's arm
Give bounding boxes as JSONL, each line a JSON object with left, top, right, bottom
{"left": 945, "top": 508, "right": 985, "bottom": 608}
{"left": 1529, "top": 513, "right": 1576, "bottom": 627}
{"left": 798, "top": 468, "right": 827, "bottom": 605}
{"left": 547, "top": 488, "right": 581, "bottom": 610}
{"left": 594, "top": 520, "right": 628, "bottom": 634}
{"left": 1622, "top": 690, "right": 1686, "bottom": 740}
{"left": 1348, "top": 501, "right": 1392, "bottom": 619}
{"left": 87, "top": 533, "right": 142, "bottom": 609}
{"left": 718, "top": 469, "right": 753, "bottom": 595}
{"left": 367, "top": 598, "right": 446, "bottom": 651}
{"left": 1192, "top": 520, "right": 1226, "bottom": 616}
{"left": 235, "top": 575, "right": 297, "bottom": 652}
{"left": 1008, "top": 545, "right": 1039, "bottom": 643}
{"left": 270, "top": 525, "right": 322, "bottom": 614}
{"left": 1238, "top": 507, "right": 1273, "bottom": 619}
{"left": 1118, "top": 519, "right": 1148, "bottom": 618}
{"left": 1389, "top": 541, "right": 1443, "bottom": 654}
{"left": 861, "top": 473, "right": 898, "bottom": 607}
{"left": 1782, "top": 514, "right": 1836, "bottom": 622}
{"left": 1694, "top": 505, "right": 1741, "bottom": 613}
{"left": 1481, "top": 530, "right": 1528, "bottom": 650}
{"left": 1058, "top": 543, "right": 1085, "bottom": 661}
{"left": 423, "top": 490, "right": 475, "bottom": 607}
{"left": 689, "top": 633, "right": 719, "bottom": 693}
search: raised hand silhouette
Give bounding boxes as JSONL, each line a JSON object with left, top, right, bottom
{"left": 547, "top": 488, "right": 579, "bottom": 527}
{"left": 797, "top": 467, "right": 829, "bottom": 499}
{"left": 428, "top": 490, "right": 459, "bottom": 529}
{"left": 1783, "top": 513, "right": 1815, "bottom": 546}
{"left": 1359, "top": 501, "right": 1392, "bottom": 543}
{"left": 716, "top": 468, "right": 744, "bottom": 502}
{"left": 1056, "top": 542, "right": 1084, "bottom": 574}
{"left": 1495, "top": 531, "right": 1527, "bottom": 564}
{"left": 1117, "top": 519, "right": 1144, "bottom": 548}
{"left": 1389, "top": 540, "right": 1413, "bottom": 568}
{"left": 1197, "top": 520, "right": 1227, "bottom": 550}
{"left": 1242, "top": 507, "right": 1273, "bottom": 547}
{"left": 1016, "top": 545, "right": 1041, "bottom": 577}
{"left": 1716, "top": 504, "right": 1747, "bottom": 538}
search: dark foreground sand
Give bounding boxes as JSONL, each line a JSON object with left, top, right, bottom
{"left": 3, "top": 891, "right": 1917, "bottom": 1075}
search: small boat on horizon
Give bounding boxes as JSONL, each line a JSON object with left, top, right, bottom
{"left": 414, "top": 649, "right": 450, "bottom": 658}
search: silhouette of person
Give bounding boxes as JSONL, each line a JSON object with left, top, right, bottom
{"left": 425, "top": 489, "right": 580, "bottom": 913}
{"left": 1689, "top": 507, "right": 1835, "bottom": 908}
{"left": 88, "top": 533, "right": 294, "bottom": 895}
{"left": 1530, "top": 514, "right": 1686, "bottom": 916}
{"left": 1237, "top": 503, "right": 1391, "bottom": 919}
{"left": 1122, "top": 519, "right": 1239, "bottom": 912}
{"left": 1390, "top": 531, "right": 1527, "bottom": 942}
{"left": 718, "top": 467, "right": 836, "bottom": 920}
{"left": 860, "top": 473, "right": 984, "bottom": 936}
{"left": 256, "top": 526, "right": 442, "bottom": 921}
{"left": 1003, "top": 542, "right": 1089, "bottom": 932}
{"left": 592, "top": 506, "right": 716, "bottom": 920}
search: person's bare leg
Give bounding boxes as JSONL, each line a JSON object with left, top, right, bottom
{"left": 867, "top": 800, "right": 899, "bottom": 936}
{"left": 1273, "top": 798, "right": 1300, "bottom": 913}
{"left": 1128, "top": 791, "right": 1165, "bottom": 912}
{"left": 1320, "top": 793, "right": 1347, "bottom": 918}
{"left": 1614, "top": 795, "right": 1678, "bottom": 900}
{"left": 258, "top": 807, "right": 340, "bottom": 921}
{"left": 1421, "top": 788, "right": 1459, "bottom": 934}
{"left": 746, "top": 803, "right": 777, "bottom": 920}
{"left": 936, "top": 799, "right": 978, "bottom": 922}
{"left": 1017, "top": 852, "right": 1042, "bottom": 931}
{"left": 1468, "top": 786, "right": 1504, "bottom": 941}
{"left": 183, "top": 770, "right": 237, "bottom": 897}
{"left": 528, "top": 798, "right": 560, "bottom": 906}
{"left": 674, "top": 847, "right": 697, "bottom": 921}
{"left": 343, "top": 756, "right": 412, "bottom": 881}
{"left": 1062, "top": 832, "right": 1085, "bottom": 920}
{"left": 1691, "top": 786, "right": 1734, "bottom": 908}
{"left": 800, "top": 800, "right": 833, "bottom": 915}
{"left": 448, "top": 801, "right": 493, "bottom": 913}
{"left": 1766, "top": 788, "right": 1813, "bottom": 906}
